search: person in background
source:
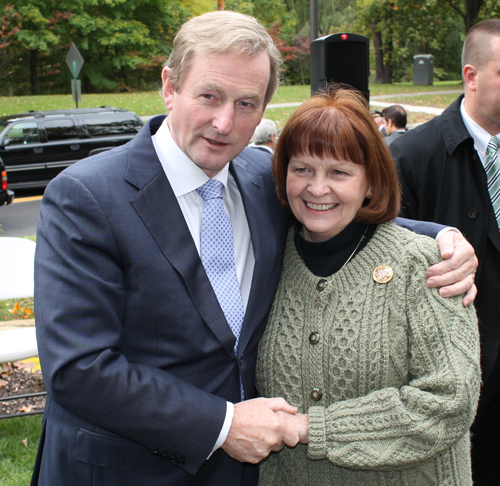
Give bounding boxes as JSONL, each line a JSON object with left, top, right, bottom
{"left": 371, "top": 109, "right": 387, "bottom": 136}
{"left": 256, "top": 86, "right": 480, "bottom": 486}
{"left": 251, "top": 118, "right": 277, "bottom": 154}
{"left": 382, "top": 104, "right": 407, "bottom": 147}
{"left": 391, "top": 19, "right": 500, "bottom": 486}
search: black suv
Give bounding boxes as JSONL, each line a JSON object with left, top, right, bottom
{"left": 0, "top": 107, "right": 143, "bottom": 190}
{"left": 0, "top": 155, "right": 14, "bottom": 206}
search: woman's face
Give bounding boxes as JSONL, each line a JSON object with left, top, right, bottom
{"left": 286, "top": 154, "right": 370, "bottom": 242}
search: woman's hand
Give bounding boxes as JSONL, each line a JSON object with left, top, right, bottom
{"left": 277, "top": 411, "right": 309, "bottom": 444}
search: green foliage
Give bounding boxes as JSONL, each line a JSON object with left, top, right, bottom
{"left": 0, "top": 415, "right": 42, "bottom": 486}
{"left": 0, "top": 0, "right": 188, "bottom": 95}
{"left": 353, "top": 0, "right": 466, "bottom": 83}
{"left": 1, "top": 0, "right": 496, "bottom": 93}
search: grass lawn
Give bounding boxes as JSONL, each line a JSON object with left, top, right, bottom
{"left": 0, "top": 415, "right": 42, "bottom": 486}
{"left": 0, "top": 81, "right": 462, "bottom": 119}
{"left": 373, "top": 92, "right": 460, "bottom": 109}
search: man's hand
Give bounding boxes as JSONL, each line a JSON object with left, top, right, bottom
{"left": 429, "top": 231, "right": 478, "bottom": 306}
{"left": 221, "top": 397, "right": 302, "bottom": 464}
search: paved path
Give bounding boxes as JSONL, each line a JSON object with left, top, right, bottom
{"left": 370, "top": 89, "right": 463, "bottom": 100}
{"left": 0, "top": 196, "right": 42, "bottom": 237}
{"left": 267, "top": 89, "right": 463, "bottom": 116}
{"left": 369, "top": 101, "right": 445, "bottom": 115}
{"left": 0, "top": 319, "right": 35, "bottom": 331}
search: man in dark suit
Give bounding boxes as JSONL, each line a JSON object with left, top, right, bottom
{"left": 382, "top": 105, "right": 407, "bottom": 147}
{"left": 391, "top": 19, "right": 500, "bottom": 486}
{"left": 32, "top": 11, "right": 478, "bottom": 486}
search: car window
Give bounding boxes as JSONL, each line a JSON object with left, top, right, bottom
{"left": 44, "top": 119, "right": 78, "bottom": 141}
{"left": 4, "top": 122, "right": 40, "bottom": 145}
{"left": 82, "top": 114, "right": 142, "bottom": 137}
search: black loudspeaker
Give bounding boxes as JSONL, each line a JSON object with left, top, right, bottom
{"left": 310, "top": 33, "right": 370, "bottom": 102}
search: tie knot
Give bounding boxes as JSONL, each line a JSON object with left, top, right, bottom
{"left": 488, "top": 135, "right": 500, "bottom": 155}
{"left": 197, "top": 179, "right": 224, "bottom": 202}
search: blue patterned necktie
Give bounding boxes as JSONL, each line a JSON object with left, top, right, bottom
{"left": 486, "top": 135, "right": 500, "bottom": 231}
{"left": 197, "top": 179, "right": 245, "bottom": 399}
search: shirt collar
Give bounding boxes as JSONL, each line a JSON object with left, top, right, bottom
{"left": 151, "top": 117, "right": 229, "bottom": 197}
{"left": 256, "top": 145, "right": 273, "bottom": 153}
{"left": 460, "top": 98, "right": 500, "bottom": 162}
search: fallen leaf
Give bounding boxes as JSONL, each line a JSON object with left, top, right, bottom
{"left": 20, "top": 405, "right": 32, "bottom": 413}
{"left": 22, "top": 438, "right": 28, "bottom": 447}
{"left": 13, "top": 361, "right": 36, "bottom": 371}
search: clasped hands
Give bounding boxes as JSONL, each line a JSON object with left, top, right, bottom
{"left": 221, "top": 397, "right": 309, "bottom": 464}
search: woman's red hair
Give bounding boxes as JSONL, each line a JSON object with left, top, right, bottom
{"left": 272, "top": 85, "right": 401, "bottom": 223}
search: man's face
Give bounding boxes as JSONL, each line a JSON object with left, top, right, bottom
{"left": 384, "top": 117, "right": 395, "bottom": 134}
{"left": 162, "top": 51, "right": 270, "bottom": 177}
{"left": 465, "top": 35, "right": 500, "bottom": 135}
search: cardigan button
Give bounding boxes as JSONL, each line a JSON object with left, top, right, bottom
{"left": 310, "top": 388, "right": 322, "bottom": 401}
{"left": 467, "top": 209, "right": 478, "bottom": 219}
{"left": 309, "top": 332, "right": 320, "bottom": 344}
{"left": 317, "top": 279, "right": 328, "bottom": 291}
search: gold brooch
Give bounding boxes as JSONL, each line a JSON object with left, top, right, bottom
{"left": 373, "top": 265, "right": 393, "bottom": 284}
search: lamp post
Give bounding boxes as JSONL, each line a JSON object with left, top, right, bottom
{"left": 310, "top": 0, "right": 318, "bottom": 41}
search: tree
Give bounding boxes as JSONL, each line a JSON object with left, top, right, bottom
{"left": 0, "top": 0, "right": 188, "bottom": 95}
{"left": 0, "top": 3, "right": 64, "bottom": 94}
{"left": 355, "top": 0, "right": 466, "bottom": 84}
{"left": 0, "top": 4, "right": 21, "bottom": 86}
{"left": 445, "top": 0, "right": 484, "bottom": 32}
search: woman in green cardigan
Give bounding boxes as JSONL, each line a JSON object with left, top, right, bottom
{"left": 256, "top": 86, "right": 480, "bottom": 486}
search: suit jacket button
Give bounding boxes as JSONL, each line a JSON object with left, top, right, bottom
{"left": 178, "top": 458, "right": 185, "bottom": 466}
{"left": 239, "top": 354, "right": 244, "bottom": 365}
{"left": 468, "top": 209, "right": 478, "bottom": 218}
{"left": 311, "top": 388, "right": 322, "bottom": 401}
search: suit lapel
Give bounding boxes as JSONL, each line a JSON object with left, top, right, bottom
{"left": 125, "top": 117, "right": 237, "bottom": 357}
{"left": 230, "top": 157, "right": 278, "bottom": 355}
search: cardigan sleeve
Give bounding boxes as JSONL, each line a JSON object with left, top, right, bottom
{"left": 307, "top": 239, "right": 481, "bottom": 471}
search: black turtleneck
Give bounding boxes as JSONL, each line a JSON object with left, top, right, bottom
{"left": 293, "top": 219, "right": 376, "bottom": 278}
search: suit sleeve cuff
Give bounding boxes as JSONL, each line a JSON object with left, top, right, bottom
{"left": 207, "top": 401, "right": 234, "bottom": 459}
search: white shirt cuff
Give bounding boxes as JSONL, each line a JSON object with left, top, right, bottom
{"left": 435, "top": 226, "right": 461, "bottom": 240}
{"left": 207, "top": 401, "right": 234, "bottom": 459}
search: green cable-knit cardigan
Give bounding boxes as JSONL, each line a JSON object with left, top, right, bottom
{"left": 256, "top": 222, "right": 480, "bottom": 486}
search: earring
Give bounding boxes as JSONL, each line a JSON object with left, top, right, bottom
{"left": 362, "top": 191, "right": 372, "bottom": 208}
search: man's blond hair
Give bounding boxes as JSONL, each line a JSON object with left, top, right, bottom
{"left": 165, "top": 11, "right": 282, "bottom": 106}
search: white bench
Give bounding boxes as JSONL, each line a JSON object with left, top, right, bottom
{"left": 0, "top": 237, "right": 37, "bottom": 363}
